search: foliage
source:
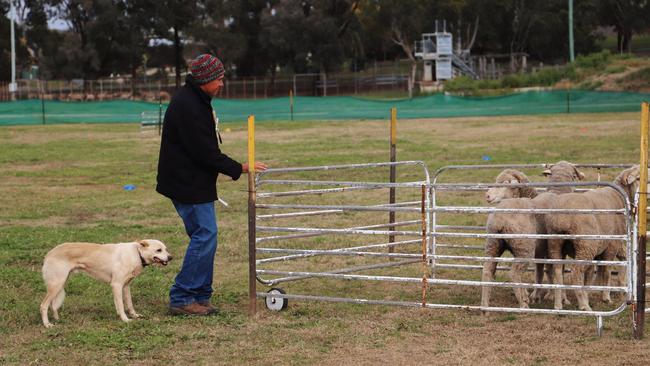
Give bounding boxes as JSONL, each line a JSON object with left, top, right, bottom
{"left": 444, "top": 62, "right": 577, "bottom": 93}
{"left": 574, "top": 49, "right": 612, "bottom": 70}
{"left": 0, "top": 0, "right": 648, "bottom": 81}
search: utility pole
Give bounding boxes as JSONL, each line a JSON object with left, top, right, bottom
{"left": 568, "top": 0, "right": 575, "bottom": 62}
{"left": 9, "top": 0, "right": 18, "bottom": 100}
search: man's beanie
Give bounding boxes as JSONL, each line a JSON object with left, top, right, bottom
{"left": 189, "top": 54, "right": 225, "bottom": 85}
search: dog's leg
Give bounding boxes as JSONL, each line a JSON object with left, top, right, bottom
{"left": 123, "top": 285, "right": 141, "bottom": 318}
{"left": 41, "top": 280, "right": 66, "bottom": 328}
{"left": 51, "top": 289, "right": 66, "bottom": 320}
{"left": 111, "top": 282, "right": 130, "bottom": 322}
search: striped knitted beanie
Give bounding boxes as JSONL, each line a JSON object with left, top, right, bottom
{"left": 189, "top": 54, "right": 225, "bottom": 85}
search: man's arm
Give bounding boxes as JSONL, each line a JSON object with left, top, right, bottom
{"left": 171, "top": 105, "right": 243, "bottom": 179}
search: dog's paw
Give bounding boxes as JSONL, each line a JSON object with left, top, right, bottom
{"left": 43, "top": 323, "right": 54, "bottom": 328}
{"left": 120, "top": 317, "right": 132, "bottom": 323}
{"left": 130, "top": 313, "right": 142, "bottom": 319}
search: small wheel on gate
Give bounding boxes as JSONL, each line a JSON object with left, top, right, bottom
{"left": 265, "top": 288, "right": 288, "bottom": 311}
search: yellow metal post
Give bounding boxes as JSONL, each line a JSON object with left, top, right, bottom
{"left": 634, "top": 102, "right": 649, "bottom": 339}
{"left": 247, "top": 115, "right": 257, "bottom": 316}
{"left": 389, "top": 107, "right": 397, "bottom": 253}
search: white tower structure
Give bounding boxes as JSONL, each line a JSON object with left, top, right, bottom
{"left": 414, "top": 20, "right": 477, "bottom": 83}
{"left": 9, "top": 0, "right": 17, "bottom": 97}
{"left": 414, "top": 32, "right": 452, "bottom": 81}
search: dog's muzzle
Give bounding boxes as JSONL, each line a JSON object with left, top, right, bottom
{"left": 153, "top": 257, "right": 171, "bottom": 266}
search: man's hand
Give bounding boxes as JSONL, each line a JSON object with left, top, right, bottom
{"left": 242, "top": 161, "right": 268, "bottom": 173}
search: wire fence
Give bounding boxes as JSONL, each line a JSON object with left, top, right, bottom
{"left": 0, "top": 73, "right": 410, "bottom": 102}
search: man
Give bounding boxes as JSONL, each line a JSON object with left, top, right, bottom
{"left": 156, "top": 54, "right": 267, "bottom": 316}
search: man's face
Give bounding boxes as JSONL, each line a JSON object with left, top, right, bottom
{"left": 201, "top": 77, "right": 224, "bottom": 97}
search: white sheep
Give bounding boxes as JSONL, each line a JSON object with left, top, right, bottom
{"left": 481, "top": 162, "right": 585, "bottom": 308}
{"left": 544, "top": 165, "right": 639, "bottom": 311}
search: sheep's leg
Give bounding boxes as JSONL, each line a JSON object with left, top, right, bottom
{"left": 541, "top": 264, "right": 554, "bottom": 302}
{"left": 585, "top": 265, "right": 598, "bottom": 288}
{"left": 530, "top": 240, "right": 547, "bottom": 304}
{"left": 529, "top": 263, "right": 544, "bottom": 304}
{"left": 481, "top": 260, "right": 497, "bottom": 308}
{"left": 510, "top": 262, "right": 530, "bottom": 308}
{"left": 562, "top": 267, "right": 571, "bottom": 306}
{"left": 616, "top": 254, "right": 628, "bottom": 300}
{"left": 481, "top": 238, "right": 504, "bottom": 310}
{"left": 593, "top": 260, "right": 614, "bottom": 304}
{"left": 567, "top": 263, "right": 591, "bottom": 311}
{"left": 601, "top": 265, "right": 612, "bottom": 303}
{"left": 510, "top": 242, "right": 535, "bottom": 308}
{"left": 547, "top": 239, "right": 565, "bottom": 310}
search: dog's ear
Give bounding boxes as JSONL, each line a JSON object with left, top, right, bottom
{"left": 138, "top": 240, "right": 149, "bottom": 247}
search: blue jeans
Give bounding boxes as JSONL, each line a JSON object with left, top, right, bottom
{"left": 169, "top": 201, "right": 218, "bottom": 307}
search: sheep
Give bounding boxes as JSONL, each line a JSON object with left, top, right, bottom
{"left": 481, "top": 162, "right": 585, "bottom": 309}
{"left": 484, "top": 169, "right": 538, "bottom": 204}
{"left": 544, "top": 165, "right": 639, "bottom": 311}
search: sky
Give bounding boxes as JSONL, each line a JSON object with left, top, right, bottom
{"left": 7, "top": 0, "right": 69, "bottom": 30}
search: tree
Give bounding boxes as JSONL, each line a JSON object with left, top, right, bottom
{"left": 46, "top": 0, "right": 102, "bottom": 81}
{"left": 1, "top": 1, "right": 30, "bottom": 81}
{"left": 597, "top": 0, "right": 650, "bottom": 53}
{"left": 150, "top": 0, "right": 200, "bottom": 88}
{"left": 359, "top": 0, "right": 431, "bottom": 97}
{"left": 259, "top": 0, "right": 361, "bottom": 76}
{"left": 190, "top": 0, "right": 248, "bottom": 75}
{"left": 94, "top": 0, "right": 150, "bottom": 94}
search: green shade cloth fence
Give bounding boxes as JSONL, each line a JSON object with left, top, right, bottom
{"left": 1, "top": 90, "right": 649, "bottom": 126}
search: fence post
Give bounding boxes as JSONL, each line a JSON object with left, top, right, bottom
{"left": 248, "top": 115, "right": 257, "bottom": 316}
{"left": 158, "top": 93, "right": 163, "bottom": 136}
{"left": 389, "top": 107, "right": 397, "bottom": 253}
{"left": 634, "top": 102, "right": 649, "bottom": 339}
{"left": 40, "top": 80, "right": 45, "bottom": 125}
{"left": 290, "top": 89, "right": 294, "bottom": 121}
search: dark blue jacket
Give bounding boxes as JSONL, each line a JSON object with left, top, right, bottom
{"left": 156, "top": 75, "right": 242, "bottom": 203}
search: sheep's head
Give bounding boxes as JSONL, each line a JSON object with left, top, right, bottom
{"left": 485, "top": 169, "right": 531, "bottom": 204}
{"left": 542, "top": 161, "right": 586, "bottom": 182}
{"left": 614, "top": 165, "right": 644, "bottom": 201}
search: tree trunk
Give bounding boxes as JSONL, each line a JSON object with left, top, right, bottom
{"left": 131, "top": 64, "right": 137, "bottom": 97}
{"left": 409, "top": 61, "right": 416, "bottom": 98}
{"left": 617, "top": 30, "right": 623, "bottom": 54}
{"left": 174, "top": 26, "right": 182, "bottom": 89}
{"left": 390, "top": 25, "right": 416, "bottom": 98}
{"left": 623, "top": 29, "right": 633, "bottom": 53}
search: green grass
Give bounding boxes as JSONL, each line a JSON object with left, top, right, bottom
{"left": 1, "top": 114, "right": 650, "bottom": 365}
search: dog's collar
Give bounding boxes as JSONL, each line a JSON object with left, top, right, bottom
{"left": 139, "top": 253, "right": 149, "bottom": 267}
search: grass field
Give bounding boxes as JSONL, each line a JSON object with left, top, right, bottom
{"left": 1, "top": 112, "right": 650, "bottom": 365}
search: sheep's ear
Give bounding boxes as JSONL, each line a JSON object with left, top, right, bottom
{"left": 138, "top": 240, "right": 149, "bottom": 247}
{"left": 511, "top": 171, "right": 529, "bottom": 183}
{"left": 542, "top": 169, "right": 551, "bottom": 177}
{"left": 625, "top": 173, "right": 638, "bottom": 185}
{"left": 509, "top": 179, "right": 518, "bottom": 184}
{"left": 616, "top": 167, "right": 639, "bottom": 186}
{"left": 574, "top": 168, "right": 586, "bottom": 181}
